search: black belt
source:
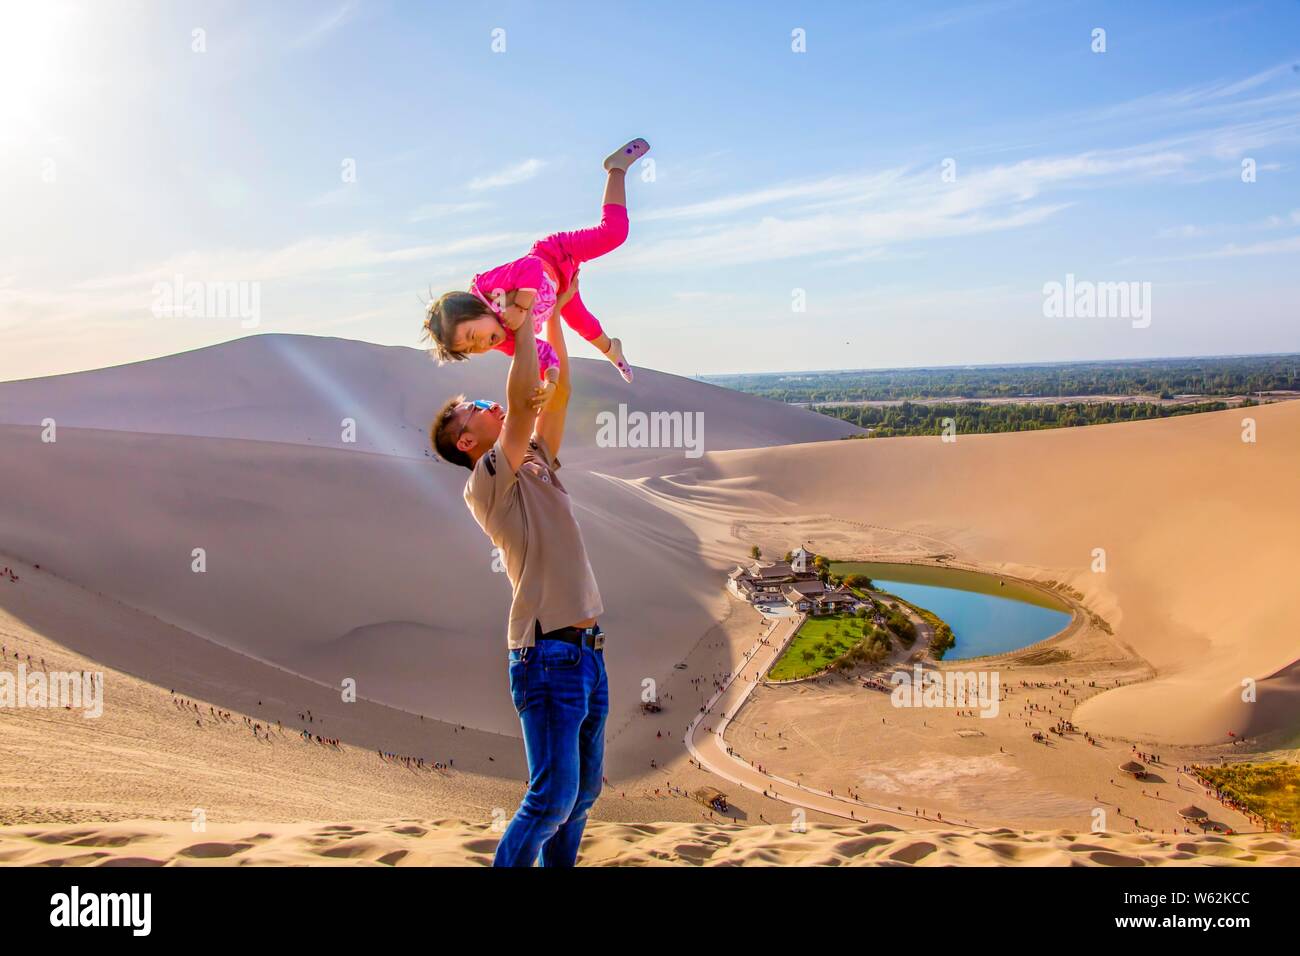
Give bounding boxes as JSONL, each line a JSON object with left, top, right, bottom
{"left": 534, "top": 620, "right": 605, "bottom": 650}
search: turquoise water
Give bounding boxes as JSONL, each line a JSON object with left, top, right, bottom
{"left": 874, "top": 578, "right": 1072, "bottom": 660}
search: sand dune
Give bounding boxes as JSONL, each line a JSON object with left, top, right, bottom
{"left": 0, "top": 335, "right": 856, "bottom": 736}
{"left": 3, "top": 817, "right": 1295, "bottom": 867}
{"left": 634, "top": 400, "right": 1300, "bottom": 744}
{"left": 0, "top": 425, "right": 727, "bottom": 736}
{"left": 0, "top": 333, "right": 859, "bottom": 463}
{"left": 2, "top": 332, "right": 1297, "bottom": 862}
{"left": 3, "top": 335, "right": 1296, "bottom": 744}
{"left": 4, "top": 569, "right": 1294, "bottom": 864}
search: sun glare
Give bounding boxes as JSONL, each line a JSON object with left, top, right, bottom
{"left": 0, "top": 2, "right": 73, "bottom": 124}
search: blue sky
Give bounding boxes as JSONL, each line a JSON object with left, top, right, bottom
{"left": 2, "top": 0, "right": 1298, "bottom": 380}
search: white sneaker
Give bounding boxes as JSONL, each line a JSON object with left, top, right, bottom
{"left": 604, "top": 138, "right": 651, "bottom": 172}
{"left": 604, "top": 337, "right": 634, "bottom": 383}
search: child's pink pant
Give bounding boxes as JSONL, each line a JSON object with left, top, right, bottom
{"left": 530, "top": 203, "right": 629, "bottom": 344}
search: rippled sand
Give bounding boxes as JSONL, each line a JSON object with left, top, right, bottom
{"left": 3, "top": 819, "right": 1297, "bottom": 867}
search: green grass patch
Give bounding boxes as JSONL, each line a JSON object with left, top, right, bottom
{"left": 769, "top": 613, "right": 884, "bottom": 681}
{"left": 1197, "top": 763, "right": 1300, "bottom": 830}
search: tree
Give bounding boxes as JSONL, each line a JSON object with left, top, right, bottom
{"left": 812, "top": 555, "right": 831, "bottom": 583}
{"left": 930, "top": 623, "right": 956, "bottom": 659}
{"left": 887, "top": 610, "right": 917, "bottom": 645}
{"left": 844, "top": 573, "right": 874, "bottom": 592}
{"left": 862, "top": 643, "right": 888, "bottom": 666}
{"left": 782, "top": 551, "right": 793, "bottom": 562}
{"left": 750, "top": 544, "right": 762, "bottom": 560}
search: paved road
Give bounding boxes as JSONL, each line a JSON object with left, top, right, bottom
{"left": 684, "top": 610, "right": 970, "bottom": 828}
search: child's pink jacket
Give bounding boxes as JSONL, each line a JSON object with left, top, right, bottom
{"left": 469, "top": 255, "right": 561, "bottom": 376}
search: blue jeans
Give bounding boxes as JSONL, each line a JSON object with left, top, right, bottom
{"left": 493, "top": 638, "right": 609, "bottom": 867}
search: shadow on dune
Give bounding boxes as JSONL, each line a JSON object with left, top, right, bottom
{"left": 0, "top": 334, "right": 845, "bottom": 748}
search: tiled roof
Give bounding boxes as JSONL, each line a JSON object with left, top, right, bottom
{"left": 785, "top": 580, "right": 826, "bottom": 596}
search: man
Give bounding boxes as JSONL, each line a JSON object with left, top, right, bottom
{"left": 430, "top": 278, "right": 607, "bottom": 867}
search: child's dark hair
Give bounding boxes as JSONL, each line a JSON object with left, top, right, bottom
{"left": 421, "top": 291, "right": 493, "bottom": 364}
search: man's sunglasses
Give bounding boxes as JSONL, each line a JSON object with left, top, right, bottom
{"left": 457, "top": 399, "right": 498, "bottom": 444}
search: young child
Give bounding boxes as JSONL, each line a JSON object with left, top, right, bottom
{"left": 422, "top": 138, "right": 649, "bottom": 398}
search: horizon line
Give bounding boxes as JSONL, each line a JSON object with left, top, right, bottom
{"left": 4, "top": 330, "right": 1300, "bottom": 387}
{"left": 696, "top": 350, "right": 1300, "bottom": 380}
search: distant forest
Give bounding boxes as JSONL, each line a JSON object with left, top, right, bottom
{"left": 817, "top": 399, "right": 1236, "bottom": 437}
{"left": 702, "top": 355, "right": 1300, "bottom": 404}
{"left": 703, "top": 355, "right": 1298, "bottom": 438}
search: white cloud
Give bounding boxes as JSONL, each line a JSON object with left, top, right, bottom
{"left": 467, "top": 158, "right": 544, "bottom": 191}
{"left": 307, "top": 183, "right": 361, "bottom": 208}
{"left": 641, "top": 171, "right": 907, "bottom": 222}
{"left": 408, "top": 201, "right": 490, "bottom": 223}
{"left": 1132, "top": 233, "right": 1300, "bottom": 264}
{"left": 1157, "top": 224, "right": 1209, "bottom": 239}
{"left": 615, "top": 149, "right": 1186, "bottom": 272}
{"left": 882, "top": 0, "right": 1028, "bottom": 38}
{"left": 0, "top": 226, "right": 534, "bottom": 380}
{"left": 68, "top": 231, "right": 529, "bottom": 291}
{"left": 292, "top": 2, "right": 360, "bottom": 49}
{"left": 1189, "top": 235, "right": 1300, "bottom": 259}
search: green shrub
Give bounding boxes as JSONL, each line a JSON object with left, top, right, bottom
{"left": 930, "top": 622, "right": 956, "bottom": 659}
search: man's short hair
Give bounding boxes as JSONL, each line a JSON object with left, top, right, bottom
{"left": 431, "top": 394, "right": 473, "bottom": 470}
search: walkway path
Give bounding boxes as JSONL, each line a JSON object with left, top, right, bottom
{"left": 684, "top": 610, "right": 974, "bottom": 829}
{"left": 867, "top": 589, "right": 934, "bottom": 654}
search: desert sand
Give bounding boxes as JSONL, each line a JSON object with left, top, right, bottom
{"left": 4, "top": 817, "right": 1297, "bottom": 867}
{"left": 623, "top": 398, "right": 1300, "bottom": 744}
{"left": 2, "top": 334, "right": 1297, "bottom": 865}
{"left": 0, "top": 336, "right": 857, "bottom": 737}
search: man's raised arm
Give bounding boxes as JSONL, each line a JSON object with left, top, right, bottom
{"left": 534, "top": 277, "right": 575, "bottom": 456}
{"left": 500, "top": 316, "right": 541, "bottom": 473}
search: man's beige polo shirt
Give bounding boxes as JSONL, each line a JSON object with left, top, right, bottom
{"left": 464, "top": 435, "right": 603, "bottom": 648}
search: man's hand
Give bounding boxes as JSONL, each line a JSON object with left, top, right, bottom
{"left": 499, "top": 289, "right": 537, "bottom": 331}
{"left": 501, "top": 303, "right": 533, "bottom": 332}
{"left": 557, "top": 271, "right": 580, "bottom": 311}
{"left": 529, "top": 379, "right": 557, "bottom": 411}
